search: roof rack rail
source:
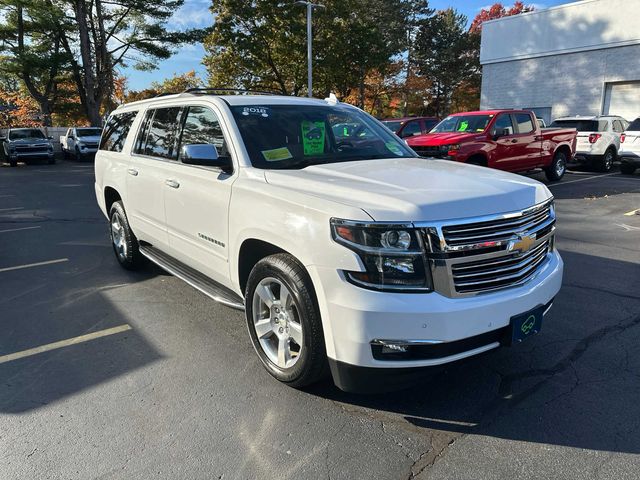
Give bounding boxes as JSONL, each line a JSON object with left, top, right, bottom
{"left": 182, "top": 88, "right": 282, "bottom": 96}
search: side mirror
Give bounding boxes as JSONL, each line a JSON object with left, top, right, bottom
{"left": 0, "top": 136, "right": 5, "bottom": 142}
{"left": 181, "top": 144, "right": 232, "bottom": 171}
{"left": 492, "top": 128, "right": 511, "bottom": 141}
{"left": 48, "top": 136, "right": 53, "bottom": 140}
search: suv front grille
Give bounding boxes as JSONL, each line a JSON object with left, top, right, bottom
{"left": 442, "top": 201, "right": 553, "bottom": 249}
{"left": 412, "top": 146, "right": 444, "bottom": 158}
{"left": 420, "top": 199, "right": 556, "bottom": 297}
{"left": 451, "top": 239, "right": 550, "bottom": 294}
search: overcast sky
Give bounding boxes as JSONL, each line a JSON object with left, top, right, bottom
{"left": 121, "top": 0, "right": 574, "bottom": 91}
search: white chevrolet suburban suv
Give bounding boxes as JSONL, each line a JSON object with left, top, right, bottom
{"left": 94, "top": 90, "right": 563, "bottom": 392}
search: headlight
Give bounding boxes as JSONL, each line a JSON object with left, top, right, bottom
{"left": 331, "top": 219, "right": 432, "bottom": 292}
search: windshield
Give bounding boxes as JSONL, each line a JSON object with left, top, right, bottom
{"left": 431, "top": 115, "right": 492, "bottom": 133}
{"left": 230, "top": 104, "right": 415, "bottom": 169}
{"left": 76, "top": 128, "right": 102, "bottom": 137}
{"left": 381, "top": 120, "right": 402, "bottom": 133}
{"left": 550, "top": 120, "right": 604, "bottom": 132}
{"left": 9, "top": 129, "right": 45, "bottom": 140}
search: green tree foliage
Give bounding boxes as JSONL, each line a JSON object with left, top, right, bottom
{"left": 0, "top": 0, "right": 70, "bottom": 126}
{"left": 413, "top": 8, "right": 476, "bottom": 117}
{"left": 204, "top": 0, "right": 412, "bottom": 105}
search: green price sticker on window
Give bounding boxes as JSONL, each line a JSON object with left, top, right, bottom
{"left": 301, "top": 121, "right": 326, "bottom": 156}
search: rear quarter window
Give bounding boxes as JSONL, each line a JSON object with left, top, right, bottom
{"left": 100, "top": 111, "right": 138, "bottom": 152}
{"left": 627, "top": 118, "right": 640, "bottom": 131}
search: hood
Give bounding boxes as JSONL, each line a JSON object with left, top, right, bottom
{"left": 9, "top": 137, "right": 50, "bottom": 144}
{"left": 264, "top": 158, "right": 551, "bottom": 222}
{"left": 76, "top": 135, "right": 102, "bottom": 142}
{"left": 407, "top": 132, "right": 480, "bottom": 147}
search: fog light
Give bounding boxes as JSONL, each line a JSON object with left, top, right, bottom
{"left": 381, "top": 343, "right": 408, "bottom": 354}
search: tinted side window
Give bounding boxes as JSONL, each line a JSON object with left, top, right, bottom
{"left": 134, "top": 110, "right": 154, "bottom": 154}
{"left": 142, "top": 107, "right": 182, "bottom": 159}
{"left": 178, "top": 106, "right": 230, "bottom": 159}
{"left": 613, "top": 120, "right": 624, "bottom": 133}
{"left": 514, "top": 113, "right": 535, "bottom": 134}
{"left": 493, "top": 114, "right": 514, "bottom": 135}
{"left": 99, "top": 111, "right": 137, "bottom": 152}
{"left": 423, "top": 119, "right": 438, "bottom": 132}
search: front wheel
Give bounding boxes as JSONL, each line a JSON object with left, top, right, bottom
{"left": 245, "top": 253, "right": 328, "bottom": 388}
{"left": 109, "top": 201, "right": 144, "bottom": 270}
{"left": 545, "top": 150, "right": 567, "bottom": 181}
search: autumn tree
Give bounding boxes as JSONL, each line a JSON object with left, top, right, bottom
{"left": 205, "top": 0, "right": 411, "bottom": 105}
{"left": 124, "top": 71, "right": 203, "bottom": 103}
{"left": 469, "top": 2, "right": 533, "bottom": 34}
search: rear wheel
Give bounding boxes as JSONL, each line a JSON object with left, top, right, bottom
{"left": 245, "top": 253, "right": 328, "bottom": 388}
{"left": 545, "top": 150, "right": 567, "bottom": 181}
{"left": 620, "top": 162, "right": 637, "bottom": 175}
{"left": 597, "top": 148, "right": 615, "bottom": 172}
{"left": 109, "top": 201, "right": 144, "bottom": 270}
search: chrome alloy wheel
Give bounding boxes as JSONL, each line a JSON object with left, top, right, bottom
{"left": 110, "top": 212, "right": 128, "bottom": 261}
{"left": 252, "top": 277, "right": 303, "bottom": 369}
{"left": 556, "top": 154, "right": 566, "bottom": 177}
{"left": 604, "top": 150, "right": 614, "bottom": 170}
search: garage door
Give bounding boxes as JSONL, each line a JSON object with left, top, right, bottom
{"left": 603, "top": 82, "right": 640, "bottom": 121}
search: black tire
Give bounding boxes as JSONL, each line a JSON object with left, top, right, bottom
{"left": 545, "top": 150, "right": 567, "bottom": 181}
{"left": 9, "top": 159, "right": 17, "bottom": 167}
{"left": 245, "top": 253, "right": 328, "bottom": 388}
{"left": 620, "top": 162, "right": 637, "bottom": 175}
{"left": 74, "top": 147, "right": 82, "bottom": 162}
{"left": 108, "top": 201, "right": 144, "bottom": 270}
{"left": 597, "top": 148, "right": 615, "bottom": 172}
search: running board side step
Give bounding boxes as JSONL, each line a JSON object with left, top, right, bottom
{"left": 139, "top": 245, "right": 245, "bottom": 311}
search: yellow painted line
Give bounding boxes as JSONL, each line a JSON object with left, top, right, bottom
{"left": 0, "top": 258, "right": 68, "bottom": 273}
{"left": 624, "top": 209, "right": 639, "bottom": 216}
{"left": 0, "top": 226, "right": 41, "bottom": 234}
{"left": 0, "top": 324, "right": 132, "bottom": 365}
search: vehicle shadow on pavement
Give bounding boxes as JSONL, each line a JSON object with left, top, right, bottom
{"left": 307, "top": 250, "right": 640, "bottom": 455}
{"left": 0, "top": 267, "right": 166, "bottom": 414}
{"left": 549, "top": 172, "right": 640, "bottom": 201}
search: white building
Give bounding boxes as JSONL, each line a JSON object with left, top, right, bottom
{"left": 480, "top": 0, "right": 640, "bottom": 123}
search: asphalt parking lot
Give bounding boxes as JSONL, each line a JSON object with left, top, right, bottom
{"left": 1, "top": 159, "right": 639, "bottom": 480}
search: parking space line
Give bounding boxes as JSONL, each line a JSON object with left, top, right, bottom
{"left": 0, "top": 324, "right": 132, "bottom": 365}
{"left": 0, "top": 207, "right": 24, "bottom": 212}
{"left": 0, "top": 258, "right": 68, "bottom": 273}
{"left": 624, "top": 209, "right": 639, "bottom": 216}
{"left": 0, "top": 226, "right": 41, "bottom": 234}
{"left": 549, "top": 172, "right": 617, "bottom": 187}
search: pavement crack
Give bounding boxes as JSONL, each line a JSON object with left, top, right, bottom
{"left": 563, "top": 283, "right": 640, "bottom": 302}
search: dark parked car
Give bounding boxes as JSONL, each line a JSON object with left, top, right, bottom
{"left": 381, "top": 116, "right": 439, "bottom": 139}
{"left": 1, "top": 128, "right": 55, "bottom": 167}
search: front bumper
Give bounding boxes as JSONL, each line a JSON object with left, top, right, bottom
{"left": 9, "top": 151, "right": 54, "bottom": 160}
{"left": 310, "top": 250, "right": 563, "bottom": 391}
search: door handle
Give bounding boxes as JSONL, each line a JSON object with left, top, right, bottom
{"left": 510, "top": 139, "right": 518, "bottom": 143}
{"left": 165, "top": 179, "right": 180, "bottom": 189}
{"left": 534, "top": 135, "right": 544, "bottom": 141}
{"left": 127, "top": 168, "right": 138, "bottom": 176}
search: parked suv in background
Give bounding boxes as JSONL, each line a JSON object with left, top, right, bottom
{"left": 619, "top": 117, "right": 640, "bottom": 175}
{"left": 1, "top": 128, "right": 55, "bottom": 167}
{"left": 382, "top": 116, "right": 439, "bottom": 139}
{"left": 60, "top": 127, "right": 103, "bottom": 161}
{"left": 550, "top": 115, "right": 628, "bottom": 172}
{"left": 94, "top": 92, "right": 563, "bottom": 392}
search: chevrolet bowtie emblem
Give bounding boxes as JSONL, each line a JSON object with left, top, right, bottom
{"left": 509, "top": 233, "right": 535, "bottom": 253}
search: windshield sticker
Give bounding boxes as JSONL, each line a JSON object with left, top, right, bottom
{"left": 385, "top": 142, "right": 404, "bottom": 156}
{"left": 458, "top": 121, "right": 469, "bottom": 132}
{"left": 301, "top": 120, "right": 326, "bottom": 155}
{"left": 241, "top": 106, "right": 270, "bottom": 117}
{"left": 261, "top": 147, "right": 293, "bottom": 162}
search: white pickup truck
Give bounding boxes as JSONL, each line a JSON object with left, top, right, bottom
{"left": 60, "top": 127, "right": 103, "bottom": 160}
{"left": 94, "top": 91, "right": 563, "bottom": 392}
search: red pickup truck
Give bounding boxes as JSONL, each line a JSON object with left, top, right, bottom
{"left": 406, "top": 110, "right": 577, "bottom": 181}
